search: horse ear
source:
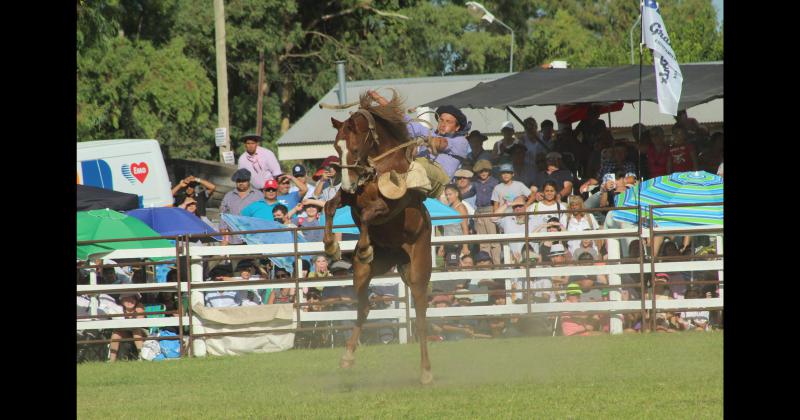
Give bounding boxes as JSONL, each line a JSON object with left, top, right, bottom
{"left": 331, "top": 118, "right": 343, "bottom": 129}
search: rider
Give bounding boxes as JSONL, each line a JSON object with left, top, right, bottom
{"left": 367, "top": 90, "right": 470, "bottom": 179}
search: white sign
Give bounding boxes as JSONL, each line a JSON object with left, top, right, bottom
{"left": 215, "top": 127, "right": 227, "bottom": 147}
{"left": 642, "top": 0, "right": 682, "bottom": 116}
{"left": 222, "top": 151, "right": 235, "bottom": 165}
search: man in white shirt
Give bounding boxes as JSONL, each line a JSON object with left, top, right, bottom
{"left": 237, "top": 134, "right": 282, "bottom": 191}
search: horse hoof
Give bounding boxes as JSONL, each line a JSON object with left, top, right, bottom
{"left": 340, "top": 351, "right": 355, "bottom": 369}
{"left": 420, "top": 370, "right": 434, "bottom": 385}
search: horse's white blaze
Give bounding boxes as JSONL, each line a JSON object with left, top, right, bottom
{"left": 337, "top": 138, "right": 354, "bottom": 193}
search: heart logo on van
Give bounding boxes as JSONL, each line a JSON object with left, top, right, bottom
{"left": 130, "top": 162, "right": 149, "bottom": 183}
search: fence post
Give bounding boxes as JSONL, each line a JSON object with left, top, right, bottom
{"left": 715, "top": 235, "right": 724, "bottom": 298}
{"left": 398, "top": 280, "right": 408, "bottom": 344}
{"left": 88, "top": 268, "right": 98, "bottom": 317}
{"left": 607, "top": 238, "right": 623, "bottom": 335}
{"left": 189, "top": 246, "right": 206, "bottom": 357}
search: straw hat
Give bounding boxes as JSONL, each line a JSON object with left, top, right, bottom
{"left": 377, "top": 170, "right": 407, "bottom": 200}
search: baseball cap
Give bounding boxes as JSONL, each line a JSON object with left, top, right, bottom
{"left": 500, "top": 120, "right": 515, "bottom": 131}
{"left": 473, "top": 159, "right": 492, "bottom": 173}
{"left": 454, "top": 168, "right": 474, "bottom": 179}
{"left": 566, "top": 283, "right": 582, "bottom": 295}
{"left": 446, "top": 252, "right": 459, "bottom": 266}
{"left": 231, "top": 168, "right": 252, "bottom": 182}
{"left": 263, "top": 179, "right": 279, "bottom": 190}
{"left": 654, "top": 273, "right": 670, "bottom": 283}
{"left": 498, "top": 163, "right": 514, "bottom": 173}
{"left": 320, "top": 155, "right": 340, "bottom": 168}
{"left": 546, "top": 151, "right": 562, "bottom": 160}
{"left": 330, "top": 259, "right": 352, "bottom": 273}
{"left": 292, "top": 164, "right": 306, "bottom": 177}
{"left": 549, "top": 243, "right": 566, "bottom": 256}
{"left": 474, "top": 251, "right": 492, "bottom": 263}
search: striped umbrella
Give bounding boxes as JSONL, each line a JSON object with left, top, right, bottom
{"left": 613, "top": 171, "right": 723, "bottom": 227}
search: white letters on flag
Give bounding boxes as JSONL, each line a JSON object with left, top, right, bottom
{"left": 642, "top": 0, "right": 682, "bottom": 116}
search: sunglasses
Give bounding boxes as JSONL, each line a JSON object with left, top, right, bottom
{"left": 265, "top": 188, "right": 277, "bottom": 192}
{"left": 186, "top": 203, "right": 197, "bottom": 207}
{"left": 512, "top": 205, "right": 525, "bottom": 209}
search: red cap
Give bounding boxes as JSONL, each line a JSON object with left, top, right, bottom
{"left": 320, "top": 155, "right": 340, "bottom": 168}
{"left": 263, "top": 179, "right": 279, "bottom": 190}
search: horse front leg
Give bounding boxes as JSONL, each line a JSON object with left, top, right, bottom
{"left": 323, "top": 192, "right": 342, "bottom": 261}
{"left": 355, "top": 224, "right": 373, "bottom": 264}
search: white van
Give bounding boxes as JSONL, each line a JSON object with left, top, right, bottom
{"left": 77, "top": 139, "right": 173, "bottom": 208}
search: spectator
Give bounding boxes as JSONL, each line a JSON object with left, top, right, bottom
{"left": 572, "top": 236, "right": 600, "bottom": 261}
{"left": 304, "top": 288, "right": 323, "bottom": 312}
{"left": 237, "top": 134, "right": 282, "bottom": 191}
{"left": 560, "top": 283, "right": 602, "bottom": 336}
{"left": 272, "top": 266, "right": 296, "bottom": 305}
{"left": 311, "top": 156, "right": 341, "bottom": 201}
{"left": 572, "top": 275, "right": 603, "bottom": 302}
{"left": 492, "top": 121, "right": 521, "bottom": 161}
{"left": 453, "top": 168, "right": 476, "bottom": 207}
{"left": 671, "top": 288, "right": 711, "bottom": 331}
{"left": 219, "top": 169, "right": 262, "bottom": 245}
{"left": 204, "top": 274, "right": 241, "bottom": 308}
{"left": 179, "top": 197, "right": 200, "bottom": 217}
{"left": 471, "top": 159, "right": 502, "bottom": 265}
{"left": 504, "top": 143, "right": 534, "bottom": 187}
{"left": 521, "top": 117, "right": 554, "bottom": 176}
{"left": 172, "top": 175, "right": 216, "bottom": 217}
{"left": 214, "top": 262, "right": 263, "bottom": 306}
{"left": 645, "top": 126, "right": 670, "bottom": 178}
{"left": 240, "top": 179, "right": 281, "bottom": 220}
{"left": 527, "top": 180, "right": 567, "bottom": 234}
{"left": 491, "top": 196, "right": 538, "bottom": 263}
{"left": 555, "top": 123, "right": 588, "bottom": 176}
{"left": 699, "top": 132, "right": 723, "bottom": 174}
{"left": 674, "top": 110, "right": 709, "bottom": 146}
{"left": 108, "top": 292, "right": 146, "bottom": 362}
{"left": 288, "top": 164, "right": 315, "bottom": 198}
{"left": 465, "top": 130, "right": 492, "bottom": 168}
{"left": 321, "top": 259, "right": 356, "bottom": 311}
{"left": 491, "top": 163, "right": 531, "bottom": 215}
{"left": 564, "top": 195, "right": 600, "bottom": 255}
{"left": 297, "top": 200, "right": 324, "bottom": 243}
{"left": 275, "top": 173, "right": 309, "bottom": 211}
{"left": 539, "top": 227, "right": 570, "bottom": 263}
{"left": 439, "top": 184, "right": 471, "bottom": 262}
{"left": 668, "top": 125, "right": 699, "bottom": 173}
{"left": 585, "top": 124, "right": 615, "bottom": 182}
{"left": 646, "top": 273, "right": 676, "bottom": 332}
{"left": 531, "top": 152, "right": 574, "bottom": 201}
{"left": 597, "top": 143, "right": 638, "bottom": 181}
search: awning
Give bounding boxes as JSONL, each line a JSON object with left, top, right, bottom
{"left": 423, "top": 63, "right": 722, "bottom": 111}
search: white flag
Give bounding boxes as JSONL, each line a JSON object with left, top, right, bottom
{"left": 642, "top": 0, "right": 682, "bottom": 116}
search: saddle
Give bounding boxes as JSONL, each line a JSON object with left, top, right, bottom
{"left": 378, "top": 158, "right": 448, "bottom": 200}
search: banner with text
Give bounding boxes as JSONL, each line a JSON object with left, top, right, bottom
{"left": 642, "top": 0, "right": 683, "bottom": 116}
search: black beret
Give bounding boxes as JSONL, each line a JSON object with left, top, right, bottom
{"left": 436, "top": 105, "right": 468, "bottom": 131}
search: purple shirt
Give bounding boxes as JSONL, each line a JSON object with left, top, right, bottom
{"left": 237, "top": 146, "right": 282, "bottom": 190}
{"left": 406, "top": 118, "right": 470, "bottom": 178}
{"left": 473, "top": 176, "right": 499, "bottom": 208}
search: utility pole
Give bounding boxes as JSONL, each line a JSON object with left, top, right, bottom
{"left": 213, "top": 0, "right": 231, "bottom": 163}
{"left": 256, "top": 51, "right": 266, "bottom": 136}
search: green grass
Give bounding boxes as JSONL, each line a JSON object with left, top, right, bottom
{"left": 77, "top": 332, "right": 722, "bottom": 419}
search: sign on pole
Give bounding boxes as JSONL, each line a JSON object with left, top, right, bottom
{"left": 222, "top": 151, "right": 235, "bottom": 165}
{"left": 215, "top": 127, "right": 227, "bottom": 147}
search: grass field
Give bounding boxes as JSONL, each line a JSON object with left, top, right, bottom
{"left": 77, "top": 332, "right": 723, "bottom": 419}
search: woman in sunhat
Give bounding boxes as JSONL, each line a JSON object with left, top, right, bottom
{"left": 108, "top": 292, "right": 146, "bottom": 362}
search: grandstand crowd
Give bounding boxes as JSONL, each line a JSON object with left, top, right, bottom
{"left": 78, "top": 98, "right": 723, "bottom": 361}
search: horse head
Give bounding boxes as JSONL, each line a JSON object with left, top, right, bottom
{"left": 331, "top": 111, "right": 375, "bottom": 194}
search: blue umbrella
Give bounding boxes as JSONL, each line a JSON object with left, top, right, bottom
{"left": 126, "top": 207, "right": 219, "bottom": 237}
{"left": 318, "top": 198, "right": 462, "bottom": 234}
{"left": 613, "top": 171, "right": 723, "bottom": 227}
{"left": 220, "top": 214, "right": 311, "bottom": 273}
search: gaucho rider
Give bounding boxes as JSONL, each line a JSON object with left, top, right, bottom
{"left": 367, "top": 90, "right": 470, "bottom": 200}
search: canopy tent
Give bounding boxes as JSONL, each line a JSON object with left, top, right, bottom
{"left": 423, "top": 63, "right": 722, "bottom": 111}
{"left": 77, "top": 184, "right": 140, "bottom": 211}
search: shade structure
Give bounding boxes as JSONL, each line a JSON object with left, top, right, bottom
{"left": 77, "top": 184, "right": 140, "bottom": 211}
{"left": 219, "top": 214, "right": 311, "bottom": 273}
{"left": 555, "top": 101, "right": 624, "bottom": 124}
{"left": 319, "top": 198, "right": 462, "bottom": 234}
{"left": 77, "top": 209, "right": 175, "bottom": 260}
{"left": 126, "top": 207, "right": 218, "bottom": 238}
{"left": 613, "top": 171, "right": 723, "bottom": 227}
{"left": 423, "top": 63, "right": 722, "bottom": 111}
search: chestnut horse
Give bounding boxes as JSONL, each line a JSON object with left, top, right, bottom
{"left": 323, "top": 92, "right": 433, "bottom": 384}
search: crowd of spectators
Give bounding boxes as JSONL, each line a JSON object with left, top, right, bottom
{"left": 78, "top": 102, "right": 723, "bottom": 360}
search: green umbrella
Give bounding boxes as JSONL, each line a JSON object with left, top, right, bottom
{"left": 77, "top": 209, "right": 175, "bottom": 260}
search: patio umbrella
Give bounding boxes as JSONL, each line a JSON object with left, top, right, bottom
{"left": 77, "top": 184, "right": 140, "bottom": 211}
{"left": 77, "top": 209, "right": 175, "bottom": 260}
{"left": 126, "top": 207, "right": 218, "bottom": 238}
{"left": 319, "top": 198, "right": 463, "bottom": 234}
{"left": 613, "top": 171, "right": 723, "bottom": 227}
{"left": 220, "top": 214, "right": 311, "bottom": 273}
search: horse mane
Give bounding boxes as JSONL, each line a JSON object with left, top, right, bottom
{"left": 358, "top": 90, "right": 410, "bottom": 145}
